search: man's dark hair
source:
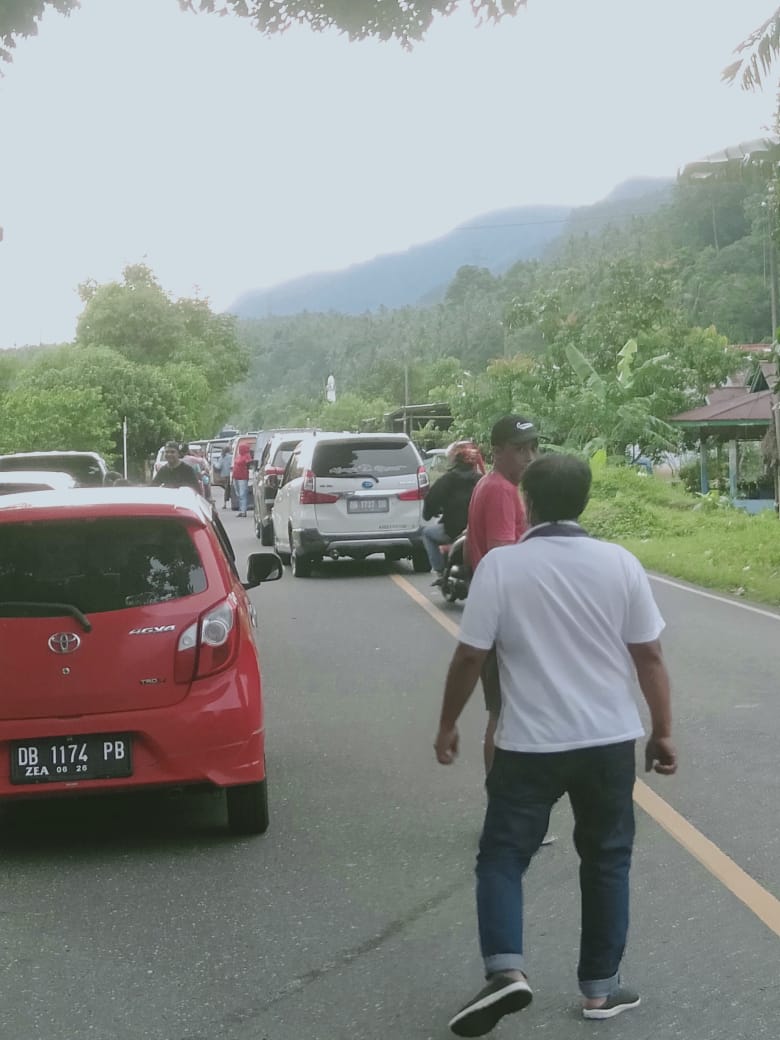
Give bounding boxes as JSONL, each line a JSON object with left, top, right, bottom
{"left": 521, "top": 454, "right": 591, "bottom": 522}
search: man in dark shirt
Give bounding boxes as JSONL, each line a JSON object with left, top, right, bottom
{"left": 152, "top": 442, "right": 201, "bottom": 492}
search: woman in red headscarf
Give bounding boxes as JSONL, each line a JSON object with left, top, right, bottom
{"left": 421, "top": 441, "right": 485, "bottom": 578}
{"left": 231, "top": 441, "right": 253, "bottom": 516}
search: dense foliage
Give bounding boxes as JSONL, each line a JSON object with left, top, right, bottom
{"left": 1, "top": 176, "right": 778, "bottom": 483}
{"left": 233, "top": 175, "right": 774, "bottom": 457}
{"left": 1, "top": 0, "right": 525, "bottom": 68}
{"left": 0, "top": 265, "right": 248, "bottom": 475}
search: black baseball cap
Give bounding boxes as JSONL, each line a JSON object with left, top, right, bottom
{"left": 490, "top": 415, "right": 538, "bottom": 447}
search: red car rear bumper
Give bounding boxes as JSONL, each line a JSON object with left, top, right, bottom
{"left": 0, "top": 674, "right": 265, "bottom": 799}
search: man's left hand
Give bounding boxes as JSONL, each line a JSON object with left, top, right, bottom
{"left": 435, "top": 726, "right": 459, "bottom": 765}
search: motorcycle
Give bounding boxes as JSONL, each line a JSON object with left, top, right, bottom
{"left": 438, "top": 531, "right": 471, "bottom": 603}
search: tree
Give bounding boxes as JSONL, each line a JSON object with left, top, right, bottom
{"left": 0, "top": 1, "right": 75, "bottom": 67}
{"left": 1, "top": 0, "right": 526, "bottom": 69}
{"left": 0, "top": 384, "right": 114, "bottom": 457}
{"left": 74, "top": 264, "right": 248, "bottom": 437}
{"left": 9, "top": 345, "right": 194, "bottom": 469}
{"left": 723, "top": 8, "right": 780, "bottom": 92}
{"left": 313, "top": 391, "right": 392, "bottom": 432}
{"left": 77, "top": 265, "right": 187, "bottom": 366}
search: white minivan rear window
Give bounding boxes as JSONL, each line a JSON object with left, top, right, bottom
{"left": 312, "top": 440, "right": 419, "bottom": 479}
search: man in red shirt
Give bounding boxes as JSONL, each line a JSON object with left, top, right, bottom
{"left": 466, "top": 415, "right": 539, "bottom": 773}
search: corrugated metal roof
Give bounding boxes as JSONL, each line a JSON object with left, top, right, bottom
{"left": 669, "top": 389, "right": 773, "bottom": 425}
{"left": 706, "top": 387, "right": 748, "bottom": 404}
{"left": 679, "top": 137, "right": 780, "bottom": 180}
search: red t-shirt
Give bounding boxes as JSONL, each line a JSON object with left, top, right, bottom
{"left": 466, "top": 470, "right": 528, "bottom": 571}
{"left": 232, "top": 451, "right": 251, "bottom": 481}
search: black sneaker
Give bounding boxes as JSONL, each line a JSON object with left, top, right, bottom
{"left": 582, "top": 987, "right": 640, "bottom": 1020}
{"left": 449, "top": 974, "right": 532, "bottom": 1037}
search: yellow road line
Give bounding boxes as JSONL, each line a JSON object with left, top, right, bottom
{"left": 391, "top": 571, "right": 780, "bottom": 940}
{"left": 389, "top": 573, "right": 460, "bottom": 638}
{"left": 633, "top": 781, "right": 780, "bottom": 936}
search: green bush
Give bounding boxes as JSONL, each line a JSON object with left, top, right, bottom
{"left": 584, "top": 466, "right": 696, "bottom": 540}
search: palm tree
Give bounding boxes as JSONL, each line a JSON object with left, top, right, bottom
{"left": 723, "top": 7, "right": 780, "bottom": 93}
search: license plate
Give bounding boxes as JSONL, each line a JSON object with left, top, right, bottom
{"left": 10, "top": 734, "right": 132, "bottom": 785}
{"left": 347, "top": 497, "right": 389, "bottom": 514}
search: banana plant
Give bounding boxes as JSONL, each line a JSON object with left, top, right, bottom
{"left": 563, "top": 339, "right": 678, "bottom": 457}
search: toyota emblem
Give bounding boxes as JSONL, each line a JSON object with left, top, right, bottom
{"left": 47, "top": 632, "right": 81, "bottom": 654}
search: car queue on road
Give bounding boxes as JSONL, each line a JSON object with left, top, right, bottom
{"left": 0, "top": 423, "right": 436, "bottom": 837}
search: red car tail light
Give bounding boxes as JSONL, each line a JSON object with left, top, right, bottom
{"left": 300, "top": 469, "right": 339, "bottom": 505}
{"left": 175, "top": 596, "right": 239, "bottom": 683}
{"left": 398, "top": 465, "right": 430, "bottom": 501}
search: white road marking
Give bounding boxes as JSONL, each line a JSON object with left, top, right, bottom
{"left": 649, "top": 574, "right": 780, "bottom": 621}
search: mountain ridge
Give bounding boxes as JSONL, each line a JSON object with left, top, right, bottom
{"left": 228, "top": 177, "right": 673, "bottom": 319}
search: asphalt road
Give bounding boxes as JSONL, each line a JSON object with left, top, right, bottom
{"left": 1, "top": 510, "right": 777, "bottom": 1040}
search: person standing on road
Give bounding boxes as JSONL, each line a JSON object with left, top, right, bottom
{"left": 152, "top": 442, "right": 201, "bottom": 492}
{"left": 232, "top": 442, "right": 252, "bottom": 517}
{"left": 422, "top": 442, "right": 484, "bottom": 581}
{"left": 218, "top": 448, "right": 233, "bottom": 509}
{"left": 466, "top": 415, "right": 538, "bottom": 774}
{"left": 182, "top": 444, "right": 210, "bottom": 499}
{"left": 435, "top": 454, "right": 677, "bottom": 1037}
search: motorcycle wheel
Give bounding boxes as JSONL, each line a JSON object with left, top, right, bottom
{"left": 440, "top": 572, "right": 459, "bottom": 603}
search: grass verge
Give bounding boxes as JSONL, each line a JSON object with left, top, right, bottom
{"left": 583, "top": 468, "right": 780, "bottom": 606}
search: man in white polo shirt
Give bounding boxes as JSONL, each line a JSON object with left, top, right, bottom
{"left": 435, "top": 454, "right": 677, "bottom": 1037}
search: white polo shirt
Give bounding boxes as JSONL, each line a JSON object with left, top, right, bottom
{"left": 459, "top": 525, "right": 665, "bottom": 753}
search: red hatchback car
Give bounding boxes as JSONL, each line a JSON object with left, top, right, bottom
{"left": 0, "top": 486, "right": 282, "bottom": 835}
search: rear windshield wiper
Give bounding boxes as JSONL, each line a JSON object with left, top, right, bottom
{"left": 327, "top": 472, "right": 379, "bottom": 483}
{"left": 0, "top": 602, "right": 92, "bottom": 632}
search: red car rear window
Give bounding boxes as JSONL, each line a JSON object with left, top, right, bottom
{"left": 0, "top": 518, "right": 206, "bottom": 616}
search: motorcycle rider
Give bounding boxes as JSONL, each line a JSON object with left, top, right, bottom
{"left": 422, "top": 441, "right": 485, "bottom": 582}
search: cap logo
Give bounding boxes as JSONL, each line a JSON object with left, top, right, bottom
{"left": 516, "top": 421, "right": 533, "bottom": 431}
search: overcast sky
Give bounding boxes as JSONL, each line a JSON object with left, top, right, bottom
{"left": 0, "top": 0, "right": 777, "bottom": 348}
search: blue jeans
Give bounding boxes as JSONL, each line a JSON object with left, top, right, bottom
{"left": 476, "top": 741, "right": 636, "bottom": 998}
{"left": 422, "top": 520, "right": 450, "bottom": 571}
{"left": 234, "top": 478, "right": 249, "bottom": 513}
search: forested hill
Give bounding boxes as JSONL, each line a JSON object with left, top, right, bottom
{"left": 552, "top": 176, "right": 674, "bottom": 249}
{"left": 229, "top": 204, "right": 570, "bottom": 318}
{"left": 228, "top": 178, "right": 673, "bottom": 319}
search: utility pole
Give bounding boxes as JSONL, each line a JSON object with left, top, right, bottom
{"left": 767, "top": 183, "right": 778, "bottom": 338}
{"left": 403, "top": 360, "right": 410, "bottom": 436}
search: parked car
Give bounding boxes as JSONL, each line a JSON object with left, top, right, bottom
{"left": 0, "top": 486, "right": 283, "bottom": 835}
{"left": 0, "top": 450, "right": 110, "bottom": 486}
{"left": 271, "top": 432, "right": 430, "bottom": 577}
{"left": 0, "top": 470, "right": 78, "bottom": 495}
{"left": 252, "top": 429, "right": 319, "bottom": 544}
{"left": 206, "top": 437, "right": 234, "bottom": 489}
{"left": 151, "top": 445, "right": 166, "bottom": 478}
{"left": 215, "top": 426, "right": 239, "bottom": 441}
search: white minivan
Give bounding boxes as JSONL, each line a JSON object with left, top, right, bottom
{"left": 271, "top": 432, "right": 431, "bottom": 577}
